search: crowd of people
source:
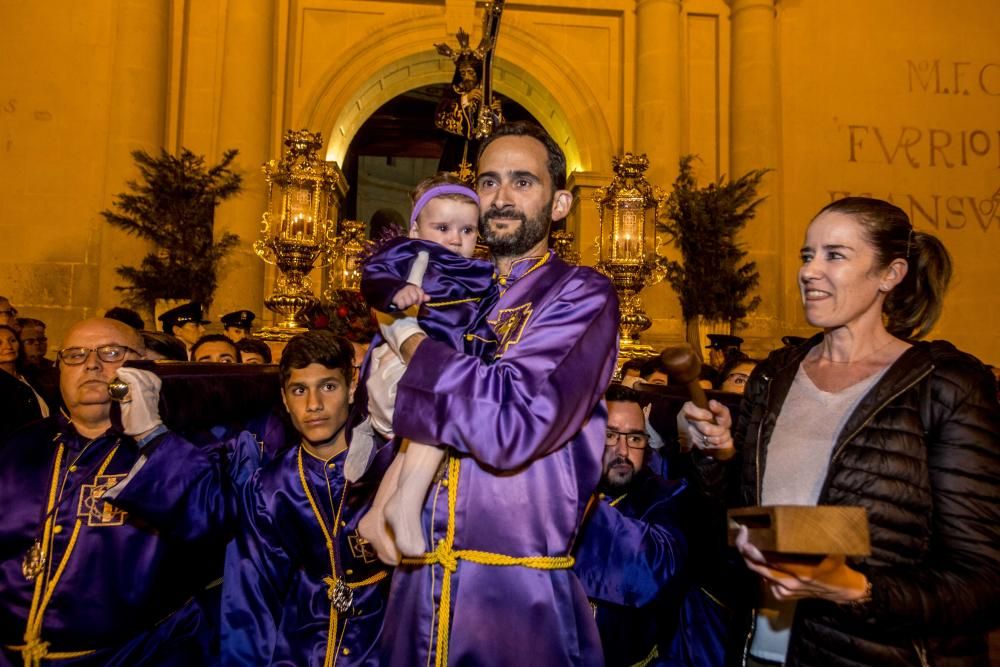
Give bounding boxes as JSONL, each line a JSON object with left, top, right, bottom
{"left": 1, "top": 122, "right": 998, "bottom": 667}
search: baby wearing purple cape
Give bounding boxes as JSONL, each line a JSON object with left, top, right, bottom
{"left": 352, "top": 177, "right": 498, "bottom": 563}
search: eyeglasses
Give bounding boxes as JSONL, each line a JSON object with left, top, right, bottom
{"left": 605, "top": 429, "right": 650, "bottom": 449}
{"left": 57, "top": 345, "right": 140, "bottom": 365}
{"left": 21, "top": 337, "right": 47, "bottom": 345}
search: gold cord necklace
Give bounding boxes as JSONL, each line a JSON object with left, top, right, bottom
{"left": 296, "top": 442, "right": 350, "bottom": 609}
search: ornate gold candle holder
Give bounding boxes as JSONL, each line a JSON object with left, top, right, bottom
{"left": 324, "top": 219, "right": 367, "bottom": 296}
{"left": 594, "top": 153, "right": 667, "bottom": 361}
{"left": 254, "top": 130, "right": 341, "bottom": 339}
{"left": 550, "top": 229, "right": 580, "bottom": 265}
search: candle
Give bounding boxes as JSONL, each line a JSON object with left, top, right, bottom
{"left": 622, "top": 210, "right": 639, "bottom": 259}
{"left": 289, "top": 213, "right": 305, "bottom": 239}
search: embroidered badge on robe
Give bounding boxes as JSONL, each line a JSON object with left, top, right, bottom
{"left": 490, "top": 303, "right": 533, "bottom": 357}
{"left": 348, "top": 530, "right": 378, "bottom": 564}
{"left": 77, "top": 474, "right": 128, "bottom": 526}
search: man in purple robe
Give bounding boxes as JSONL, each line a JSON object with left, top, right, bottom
{"left": 220, "top": 330, "right": 392, "bottom": 666}
{"left": 573, "top": 383, "right": 697, "bottom": 666}
{"left": 375, "top": 122, "right": 620, "bottom": 666}
{"left": 0, "top": 318, "right": 227, "bottom": 666}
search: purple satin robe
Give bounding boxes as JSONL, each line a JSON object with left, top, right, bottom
{"left": 220, "top": 444, "right": 392, "bottom": 666}
{"left": 382, "top": 251, "right": 620, "bottom": 666}
{"left": 0, "top": 417, "right": 226, "bottom": 666}
{"left": 573, "top": 469, "right": 690, "bottom": 666}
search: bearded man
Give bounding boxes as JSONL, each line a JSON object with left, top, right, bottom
{"left": 374, "top": 121, "right": 619, "bottom": 666}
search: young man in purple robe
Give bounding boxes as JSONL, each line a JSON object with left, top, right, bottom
{"left": 373, "top": 122, "right": 620, "bottom": 666}
{"left": 220, "top": 330, "right": 392, "bottom": 667}
{"left": 0, "top": 318, "right": 227, "bottom": 666}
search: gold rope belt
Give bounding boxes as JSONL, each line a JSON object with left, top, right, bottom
{"left": 400, "top": 457, "right": 574, "bottom": 667}
{"left": 320, "top": 569, "right": 390, "bottom": 667}
{"left": 5, "top": 640, "right": 94, "bottom": 666}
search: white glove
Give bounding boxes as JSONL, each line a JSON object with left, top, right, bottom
{"left": 377, "top": 251, "right": 429, "bottom": 355}
{"left": 366, "top": 343, "right": 407, "bottom": 439}
{"left": 621, "top": 375, "right": 641, "bottom": 389}
{"left": 345, "top": 418, "right": 375, "bottom": 483}
{"left": 642, "top": 404, "right": 665, "bottom": 450}
{"left": 114, "top": 367, "right": 163, "bottom": 438}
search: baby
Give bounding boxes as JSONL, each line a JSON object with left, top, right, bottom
{"left": 354, "top": 174, "right": 498, "bottom": 563}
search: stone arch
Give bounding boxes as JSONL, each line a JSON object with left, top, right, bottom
{"left": 299, "top": 16, "right": 614, "bottom": 174}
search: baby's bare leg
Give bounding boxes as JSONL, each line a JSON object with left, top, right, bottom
{"left": 358, "top": 453, "right": 404, "bottom": 566}
{"left": 384, "top": 440, "right": 444, "bottom": 557}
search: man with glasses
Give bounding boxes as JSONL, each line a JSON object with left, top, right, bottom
{"left": 573, "top": 383, "right": 701, "bottom": 666}
{"left": 0, "top": 317, "right": 227, "bottom": 665}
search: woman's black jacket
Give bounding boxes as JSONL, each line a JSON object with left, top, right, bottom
{"left": 694, "top": 336, "right": 1000, "bottom": 666}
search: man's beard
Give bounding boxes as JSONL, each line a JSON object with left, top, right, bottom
{"left": 479, "top": 204, "right": 551, "bottom": 259}
{"left": 602, "top": 456, "right": 636, "bottom": 492}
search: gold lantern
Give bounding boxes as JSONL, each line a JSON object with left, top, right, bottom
{"left": 550, "top": 229, "right": 580, "bottom": 265}
{"left": 254, "top": 130, "right": 341, "bottom": 338}
{"left": 594, "top": 153, "right": 667, "bottom": 360}
{"left": 324, "top": 219, "right": 367, "bottom": 296}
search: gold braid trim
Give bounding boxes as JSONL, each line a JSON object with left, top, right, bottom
{"left": 298, "top": 448, "right": 389, "bottom": 667}
{"left": 609, "top": 492, "right": 627, "bottom": 508}
{"left": 331, "top": 570, "right": 389, "bottom": 590}
{"left": 298, "top": 448, "right": 346, "bottom": 667}
{"left": 630, "top": 643, "right": 660, "bottom": 667}
{"left": 14, "top": 444, "right": 119, "bottom": 666}
{"left": 425, "top": 297, "right": 481, "bottom": 308}
{"left": 400, "top": 457, "right": 574, "bottom": 667}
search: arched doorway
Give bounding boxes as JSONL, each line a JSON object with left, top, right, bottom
{"left": 297, "top": 24, "right": 616, "bottom": 264}
{"left": 341, "top": 85, "right": 538, "bottom": 227}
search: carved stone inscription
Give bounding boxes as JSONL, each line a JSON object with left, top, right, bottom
{"left": 832, "top": 60, "right": 1000, "bottom": 232}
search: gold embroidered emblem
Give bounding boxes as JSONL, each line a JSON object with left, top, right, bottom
{"left": 77, "top": 475, "right": 127, "bottom": 526}
{"left": 489, "top": 302, "right": 532, "bottom": 357}
{"left": 348, "top": 530, "right": 378, "bottom": 564}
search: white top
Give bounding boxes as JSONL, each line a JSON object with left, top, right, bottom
{"left": 19, "top": 374, "right": 49, "bottom": 418}
{"left": 749, "top": 363, "right": 887, "bottom": 662}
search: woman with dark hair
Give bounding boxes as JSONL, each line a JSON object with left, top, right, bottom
{"left": 0, "top": 324, "right": 49, "bottom": 439}
{"left": 716, "top": 354, "right": 758, "bottom": 394}
{"left": 679, "top": 197, "right": 1000, "bottom": 666}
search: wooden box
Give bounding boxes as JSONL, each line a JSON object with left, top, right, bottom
{"left": 727, "top": 505, "right": 871, "bottom": 556}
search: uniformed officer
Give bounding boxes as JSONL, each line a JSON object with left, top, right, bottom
{"left": 705, "top": 333, "right": 743, "bottom": 370}
{"left": 221, "top": 310, "right": 256, "bottom": 343}
{"left": 157, "top": 302, "right": 210, "bottom": 357}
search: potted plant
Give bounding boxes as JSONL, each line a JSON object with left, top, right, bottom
{"left": 101, "top": 148, "right": 243, "bottom": 318}
{"left": 658, "top": 155, "right": 769, "bottom": 355}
